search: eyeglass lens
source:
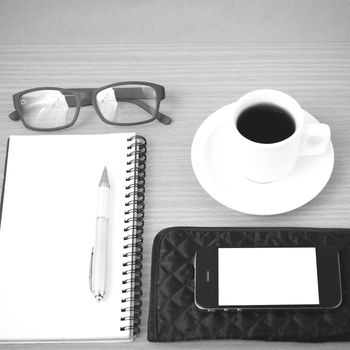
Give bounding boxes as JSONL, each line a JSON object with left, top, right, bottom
{"left": 96, "top": 84, "right": 158, "bottom": 124}
{"left": 19, "top": 90, "right": 76, "bottom": 129}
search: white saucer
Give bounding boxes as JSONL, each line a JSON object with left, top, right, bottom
{"left": 191, "top": 103, "right": 334, "bottom": 215}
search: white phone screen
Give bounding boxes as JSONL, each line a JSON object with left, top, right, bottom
{"left": 218, "top": 247, "right": 319, "bottom": 306}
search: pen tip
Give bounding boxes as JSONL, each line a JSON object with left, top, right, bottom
{"left": 99, "top": 166, "right": 110, "bottom": 187}
{"left": 95, "top": 293, "right": 105, "bottom": 302}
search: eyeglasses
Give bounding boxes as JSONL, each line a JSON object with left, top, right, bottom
{"left": 9, "top": 81, "right": 171, "bottom": 131}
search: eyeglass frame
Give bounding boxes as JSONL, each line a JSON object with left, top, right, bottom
{"left": 9, "top": 81, "right": 171, "bottom": 131}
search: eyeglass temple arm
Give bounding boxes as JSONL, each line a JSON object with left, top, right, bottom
{"left": 8, "top": 111, "right": 20, "bottom": 121}
{"left": 116, "top": 98, "right": 171, "bottom": 125}
{"left": 111, "top": 87, "right": 171, "bottom": 125}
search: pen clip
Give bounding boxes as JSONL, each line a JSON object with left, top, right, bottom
{"left": 89, "top": 247, "right": 94, "bottom": 293}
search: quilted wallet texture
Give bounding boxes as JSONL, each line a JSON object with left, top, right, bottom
{"left": 148, "top": 227, "right": 350, "bottom": 342}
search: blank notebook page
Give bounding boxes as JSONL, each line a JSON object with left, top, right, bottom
{"left": 0, "top": 133, "right": 135, "bottom": 341}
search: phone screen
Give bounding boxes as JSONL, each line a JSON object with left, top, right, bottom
{"left": 218, "top": 247, "right": 320, "bottom": 306}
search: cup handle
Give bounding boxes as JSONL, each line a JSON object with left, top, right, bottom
{"left": 300, "top": 123, "right": 331, "bottom": 156}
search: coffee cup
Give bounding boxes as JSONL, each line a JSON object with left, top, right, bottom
{"left": 232, "top": 89, "right": 330, "bottom": 183}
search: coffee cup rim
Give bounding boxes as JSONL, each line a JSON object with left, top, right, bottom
{"left": 233, "top": 89, "right": 304, "bottom": 148}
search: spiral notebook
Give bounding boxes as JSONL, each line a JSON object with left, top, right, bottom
{"left": 0, "top": 133, "right": 146, "bottom": 343}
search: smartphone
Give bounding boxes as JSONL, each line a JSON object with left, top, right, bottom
{"left": 194, "top": 246, "right": 342, "bottom": 311}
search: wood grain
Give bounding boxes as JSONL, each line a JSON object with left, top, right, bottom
{"left": 0, "top": 43, "right": 350, "bottom": 349}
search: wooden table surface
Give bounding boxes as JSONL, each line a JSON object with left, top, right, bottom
{"left": 0, "top": 43, "right": 350, "bottom": 349}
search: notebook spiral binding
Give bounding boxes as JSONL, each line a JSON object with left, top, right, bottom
{"left": 120, "top": 135, "right": 146, "bottom": 336}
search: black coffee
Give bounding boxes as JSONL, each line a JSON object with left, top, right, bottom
{"left": 237, "top": 103, "right": 296, "bottom": 144}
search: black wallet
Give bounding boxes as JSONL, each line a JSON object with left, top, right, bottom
{"left": 148, "top": 227, "right": 350, "bottom": 342}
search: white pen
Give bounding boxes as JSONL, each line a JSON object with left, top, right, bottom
{"left": 90, "top": 166, "right": 110, "bottom": 301}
